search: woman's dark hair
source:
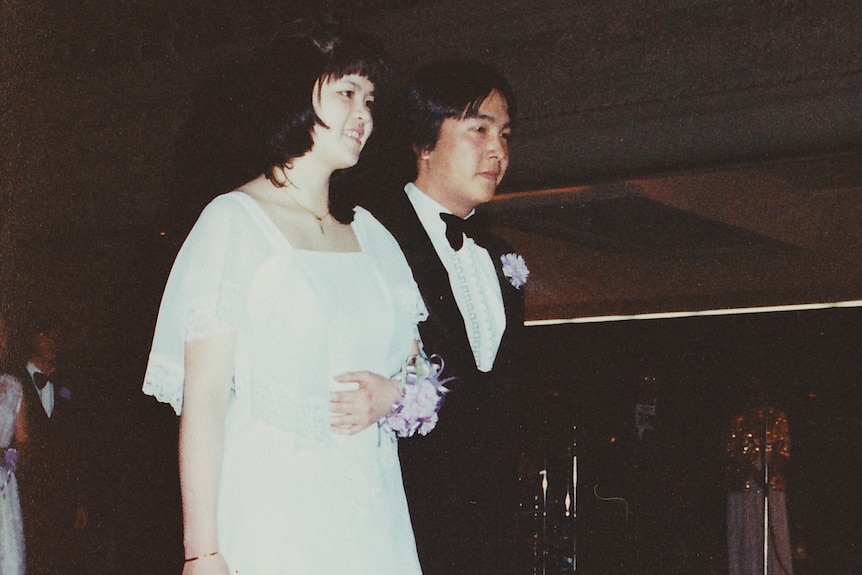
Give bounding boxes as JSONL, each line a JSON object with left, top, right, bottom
{"left": 245, "top": 22, "right": 390, "bottom": 179}
{"left": 172, "top": 22, "right": 388, "bottom": 225}
{"left": 403, "top": 59, "right": 516, "bottom": 156}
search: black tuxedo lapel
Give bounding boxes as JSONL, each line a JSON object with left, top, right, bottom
{"left": 372, "top": 189, "right": 526, "bottom": 378}
{"left": 485, "top": 236, "right": 526, "bottom": 365}
{"left": 49, "top": 378, "right": 73, "bottom": 418}
{"left": 21, "top": 371, "right": 49, "bottom": 426}
{"left": 377, "top": 190, "right": 478, "bottom": 375}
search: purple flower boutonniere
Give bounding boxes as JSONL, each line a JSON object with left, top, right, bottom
{"left": 501, "top": 253, "right": 529, "bottom": 289}
{"left": 59, "top": 386, "right": 72, "bottom": 401}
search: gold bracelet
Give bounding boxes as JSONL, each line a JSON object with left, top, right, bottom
{"left": 184, "top": 550, "right": 219, "bottom": 563}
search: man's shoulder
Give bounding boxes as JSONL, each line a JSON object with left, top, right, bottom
{"left": 362, "top": 188, "right": 428, "bottom": 252}
{"left": 361, "top": 186, "right": 413, "bottom": 226}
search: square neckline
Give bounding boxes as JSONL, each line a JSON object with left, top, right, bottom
{"left": 232, "top": 189, "right": 367, "bottom": 255}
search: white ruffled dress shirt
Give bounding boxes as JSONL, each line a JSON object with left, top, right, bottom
{"left": 405, "top": 183, "right": 505, "bottom": 372}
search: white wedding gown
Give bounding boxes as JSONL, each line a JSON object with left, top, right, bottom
{"left": 144, "top": 192, "right": 425, "bottom": 574}
{"left": 0, "top": 374, "right": 24, "bottom": 575}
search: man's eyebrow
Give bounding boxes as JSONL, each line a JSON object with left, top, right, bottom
{"left": 473, "top": 113, "right": 511, "bottom": 128}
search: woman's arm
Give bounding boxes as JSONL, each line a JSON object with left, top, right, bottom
{"left": 329, "top": 340, "right": 421, "bottom": 436}
{"left": 179, "top": 331, "right": 236, "bottom": 575}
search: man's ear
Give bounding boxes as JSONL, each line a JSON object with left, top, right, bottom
{"left": 414, "top": 144, "right": 432, "bottom": 161}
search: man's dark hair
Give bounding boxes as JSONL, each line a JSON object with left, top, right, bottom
{"left": 403, "top": 59, "right": 516, "bottom": 156}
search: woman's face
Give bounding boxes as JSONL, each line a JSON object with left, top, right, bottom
{"left": 310, "top": 74, "right": 375, "bottom": 171}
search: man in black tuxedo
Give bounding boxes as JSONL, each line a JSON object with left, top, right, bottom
{"left": 17, "top": 319, "right": 89, "bottom": 574}
{"left": 370, "top": 60, "right": 528, "bottom": 575}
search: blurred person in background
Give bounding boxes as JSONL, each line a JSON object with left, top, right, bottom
{"left": 0, "top": 310, "right": 26, "bottom": 575}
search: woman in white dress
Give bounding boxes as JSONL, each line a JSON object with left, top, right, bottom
{"left": 143, "top": 26, "right": 429, "bottom": 575}
{"left": 0, "top": 312, "right": 26, "bottom": 575}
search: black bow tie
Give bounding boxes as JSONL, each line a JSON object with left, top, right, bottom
{"left": 440, "top": 212, "right": 488, "bottom": 251}
{"left": 33, "top": 372, "right": 50, "bottom": 390}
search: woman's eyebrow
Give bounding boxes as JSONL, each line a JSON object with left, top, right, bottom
{"left": 342, "top": 79, "right": 375, "bottom": 96}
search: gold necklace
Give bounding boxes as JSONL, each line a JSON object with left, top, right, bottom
{"left": 285, "top": 192, "right": 330, "bottom": 235}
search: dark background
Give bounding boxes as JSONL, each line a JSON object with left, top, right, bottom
{"left": 520, "top": 307, "right": 862, "bottom": 574}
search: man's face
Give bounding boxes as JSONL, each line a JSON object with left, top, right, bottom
{"left": 33, "top": 328, "right": 62, "bottom": 366}
{"left": 416, "top": 90, "right": 511, "bottom": 218}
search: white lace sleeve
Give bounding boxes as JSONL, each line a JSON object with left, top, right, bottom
{"left": 142, "top": 195, "right": 248, "bottom": 414}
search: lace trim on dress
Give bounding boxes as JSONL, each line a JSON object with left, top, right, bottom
{"left": 143, "top": 355, "right": 185, "bottom": 415}
{"left": 0, "top": 374, "right": 23, "bottom": 449}
{"left": 0, "top": 374, "right": 21, "bottom": 399}
{"left": 253, "top": 382, "right": 330, "bottom": 446}
{"left": 0, "top": 374, "right": 19, "bottom": 386}
{"left": 184, "top": 293, "right": 237, "bottom": 343}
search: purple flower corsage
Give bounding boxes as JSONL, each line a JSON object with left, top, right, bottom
{"left": 1, "top": 448, "right": 18, "bottom": 491}
{"left": 382, "top": 354, "right": 452, "bottom": 438}
{"left": 2, "top": 448, "right": 17, "bottom": 474}
{"left": 501, "top": 252, "right": 529, "bottom": 289}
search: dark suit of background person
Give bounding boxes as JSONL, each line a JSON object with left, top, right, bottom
{"left": 369, "top": 60, "right": 528, "bottom": 575}
{"left": 16, "top": 322, "right": 88, "bottom": 575}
